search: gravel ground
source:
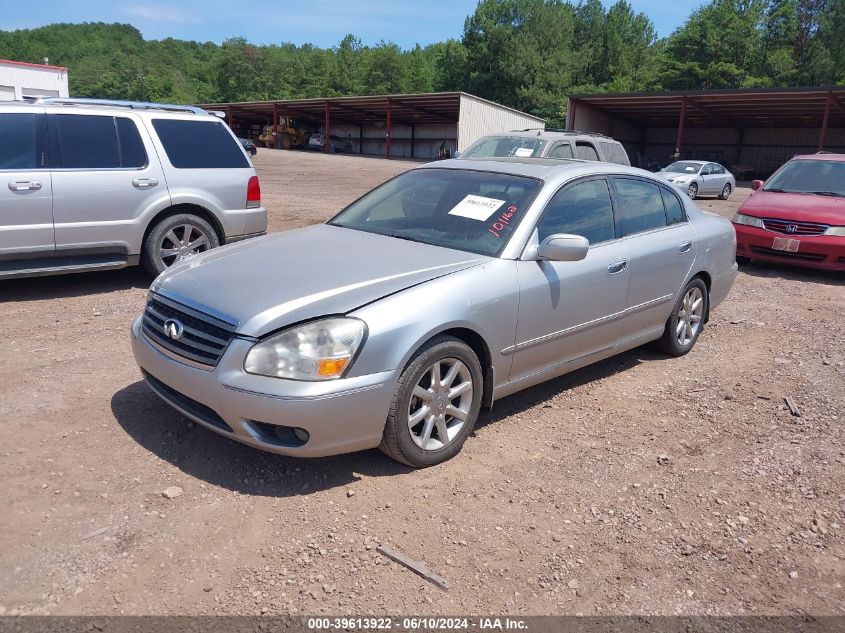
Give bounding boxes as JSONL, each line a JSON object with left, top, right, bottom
{"left": 0, "top": 149, "right": 843, "bottom": 617}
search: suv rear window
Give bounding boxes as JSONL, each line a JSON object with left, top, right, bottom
{"left": 53, "top": 114, "right": 147, "bottom": 169}
{"left": 152, "top": 119, "right": 249, "bottom": 169}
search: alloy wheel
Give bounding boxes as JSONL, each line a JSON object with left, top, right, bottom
{"left": 676, "top": 287, "right": 704, "bottom": 347}
{"left": 407, "top": 357, "right": 473, "bottom": 451}
{"left": 158, "top": 223, "right": 211, "bottom": 268}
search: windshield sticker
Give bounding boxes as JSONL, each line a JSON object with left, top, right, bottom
{"left": 488, "top": 205, "right": 519, "bottom": 238}
{"left": 448, "top": 194, "right": 506, "bottom": 221}
{"left": 514, "top": 147, "right": 534, "bottom": 157}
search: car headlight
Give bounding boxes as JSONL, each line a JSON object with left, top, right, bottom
{"left": 732, "top": 213, "right": 765, "bottom": 228}
{"left": 244, "top": 317, "right": 366, "bottom": 381}
{"left": 824, "top": 226, "right": 845, "bottom": 236}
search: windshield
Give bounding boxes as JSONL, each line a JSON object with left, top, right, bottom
{"left": 328, "top": 168, "right": 541, "bottom": 257}
{"left": 763, "top": 159, "right": 845, "bottom": 197}
{"left": 461, "top": 136, "right": 548, "bottom": 159}
{"left": 663, "top": 161, "right": 702, "bottom": 174}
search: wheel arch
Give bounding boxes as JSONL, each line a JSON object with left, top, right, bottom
{"left": 422, "top": 327, "right": 495, "bottom": 409}
{"left": 690, "top": 270, "right": 712, "bottom": 322}
{"left": 141, "top": 203, "right": 226, "bottom": 253}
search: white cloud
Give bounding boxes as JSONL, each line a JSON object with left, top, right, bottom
{"left": 125, "top": 4, "right": 199, "bottom": 23}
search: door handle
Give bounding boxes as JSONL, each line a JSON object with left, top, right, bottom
{"left": 607, "top": 260, "right": 627, "bottom": 275}
{"left": 679, "top": 240, "right": 693, "bottom": 253}
{"left": 132, "top": 178, "right": 158, "bottom": 189}
{"left": 8, "top": 180, "right": 42, "bottom": 191}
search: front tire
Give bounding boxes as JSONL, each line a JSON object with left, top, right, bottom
{"left": 380, "top": 336, "right": 483, "bottom": 468}
{"left": 142, "top": 213, "right": 219, "bottom": 276}
{"left": 655, "top": 278, "right": 709, "bottom": 357}
{"left": 687, "top": 183, "right": 698, "bottom": 199}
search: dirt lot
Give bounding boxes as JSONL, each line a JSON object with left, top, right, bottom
{"left": 0, "top": 149, "right": 843, "bottom": 617}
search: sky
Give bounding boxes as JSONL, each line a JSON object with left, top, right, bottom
{"left": 0, "top": 0, "right": 696, "bottom": 49}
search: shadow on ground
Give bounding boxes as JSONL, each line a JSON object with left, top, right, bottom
{"left": 112, "top": 344, "right": 672, "bottom": 496}
{"left": 1, "top": 268, "right": 150, "bottom": 301}
{"left": 738, "top": 260, "right": 844, "bottom": 287}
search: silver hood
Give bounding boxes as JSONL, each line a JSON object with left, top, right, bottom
{"left": 152, "top": 224, "right": 489, "bottom": 337}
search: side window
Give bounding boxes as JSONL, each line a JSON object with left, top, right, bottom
{"left": 716, "top": 164, "right": 726, "bottom": 174}
{"left": 575, "top": 141, "right": 599, "bottom": 161}
{"left": 661, "top": 187, "right": 687, "bottom": 225}
{"left": 0, "top": 113, "right": 41, "bottom": 170}
{"left": 536, "top": 178, "right": 615, "bottom": 245}
{"left": 116, "top": 117, "right": 148, "bottom": 168}
{"left": 548, "top": 143, "right": 573, "bottom": 159}
{"left": 55, "top": 114, "right": 120, "bottom": 169}
{"left": 600, "top": 141, "right": 630, "bottom": 166}
{"left": 701, "top": 164, "right": 712, "bottom": 175}
{"left": 151, "top": 119, "right": 250, "bottom": 169}
{"left": 612, "top": 178, "right": 667, "bottom": 237}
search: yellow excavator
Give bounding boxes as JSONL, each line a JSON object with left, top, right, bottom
{"left": 258, "top": 116, "right": 308, "bottom": 149}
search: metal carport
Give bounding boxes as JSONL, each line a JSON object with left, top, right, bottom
{"left": 567, "top": 87, "right": 845, "bottom": 178}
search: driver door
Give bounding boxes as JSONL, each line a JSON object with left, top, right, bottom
{"left": 510, "top": 177, "right": 630, "bottom": 384}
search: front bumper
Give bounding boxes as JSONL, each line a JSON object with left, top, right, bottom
{"left": 130, "top": 316, "right": 396, "bottom": 457}
{"left": 734, "top": 224, "right": 845, "bottom": 271}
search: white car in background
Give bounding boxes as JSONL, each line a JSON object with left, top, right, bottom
{"left": 659, "top": 160, "right": 736, "bottom": 200}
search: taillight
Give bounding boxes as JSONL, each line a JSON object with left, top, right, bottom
{"left": 247, "top": 176, "right": 261, "bottom": 209}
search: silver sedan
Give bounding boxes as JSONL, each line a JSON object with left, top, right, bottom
{"left": 658, "top": 160, "right": 736, "bottom": 200}
{"left": 131, "top": 159, "right": 737, "bottom": 467}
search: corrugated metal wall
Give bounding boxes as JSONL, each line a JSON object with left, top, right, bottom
{"left": 330, "top": 122, "right": 458, "bottom": 159}
{"left": 0, "top": 63, "right": 68, "bottom": 101}
{"left": 458, "top": 94, "right": 545, "bottom": 150}
{"left": 572, "top": 99, "right": 845, "bottom": 178}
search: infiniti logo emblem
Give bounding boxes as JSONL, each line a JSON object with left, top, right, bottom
{"left": 785, "top": 224, "right": 798, "bottom": 234}
{"left": 163, "top": 319, "right": 185, "bottom": 341}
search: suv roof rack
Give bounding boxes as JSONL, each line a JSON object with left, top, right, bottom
{"left": 515, "top": 127, "right": 612, "bottom": 139}
{"left": 33, "top": 97, "right": 210, "bottom": 115}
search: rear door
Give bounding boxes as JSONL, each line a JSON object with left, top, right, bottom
{"left": 700, "top": 163, "right": 723, "bottom": 195}
{"left": 546, "top": 142, "right": 574, "bottom": 159}
{"left": 609, "top": 177, "right": 696, "bottom": 341}
{"left": 0, "top": 107, "right": 54, "bottom": 259}
{"left": 49, "top": 111, "right": 169, "bottom": 256}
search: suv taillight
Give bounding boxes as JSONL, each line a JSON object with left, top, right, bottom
{"left": 246, "top": 176, "right": 261, "bottom": 209}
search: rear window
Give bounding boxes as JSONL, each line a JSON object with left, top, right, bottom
{"left": 53, "top": 114, "right": 147, "bottom": 169}
{"left": 152, "top": 119, "right": 249, "bottom": 169}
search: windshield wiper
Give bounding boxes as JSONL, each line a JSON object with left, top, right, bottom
{"left": 381, "top": 231, "right": 428, "bottom": 245}
{"left": 809, "top": 191, "right": 844, "bottom": 198}
{"left": 762, "top": 187, "right": 790, "bottom": 193}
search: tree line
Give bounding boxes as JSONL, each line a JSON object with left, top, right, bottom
{"left": 1, "top": 0, "right": 842, "bottom": 127}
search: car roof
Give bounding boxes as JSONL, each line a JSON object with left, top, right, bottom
{"left": 671, "top": 159, "right": 709, "bottom": 165}
{"left": 419, "top": 157, "right": 658, "bottom": 183}
{"left": 790, "top": 152, "right": 845, "bottom": 162}
{"left": 479, "top": 130, "right": 616, "bottom": 142}
{"left": 0, "top": 98, "right": 220, "bottom": 120}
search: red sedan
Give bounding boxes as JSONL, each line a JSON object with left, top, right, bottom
{"left": 733, "top": 153, "right": 845, "bottom": 272}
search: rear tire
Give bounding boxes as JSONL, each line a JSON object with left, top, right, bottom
{"left": 655, "top": 278, "right": 709, "bottom": 357}
{"left": 380, "top": 335, "right": 483, "bottom": 468}
{"left": 142, "top": 213, "right": 220, "bottom": 276}
{"left": 719, "top": 183, "right": 732, "bottom": 200}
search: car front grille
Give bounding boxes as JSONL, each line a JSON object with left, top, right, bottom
{"left": 762, "top": 217, "right": 830, "bottom": 236}
{"left": 751, "top": 246, "right": 826, "bottom": 262}
{"left": 142, "top": 293, "right": 237, "bottom": 367}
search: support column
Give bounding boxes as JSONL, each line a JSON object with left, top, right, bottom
{"left": 819, "top": 92, "right": 832, "bottom": 151}
{"left": 674, "top": 96, "right": 687, "bottom": 159}
{"left": 324, "top": 101, "right": 330, "bottom": 154}
{"left": 567, "top": 100, "right": 577, "bottom": 131}
{"left": 386, "top": 98, "right": 393, "bottom": 159}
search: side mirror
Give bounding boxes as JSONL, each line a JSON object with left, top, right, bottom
{"left": 751, "top": 179, "right": 764, "bottom": 191}
{"left": 537, "top": 234, "right": 589, "bottom": 262}
{"left": 452, "top": 150, "right": 461, "bottom": 159}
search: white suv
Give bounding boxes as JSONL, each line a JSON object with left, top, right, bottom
{"left": 0, "top": 98, "right": 267, "bottom": 279}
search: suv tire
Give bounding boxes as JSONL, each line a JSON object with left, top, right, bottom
{"left": 142, "top": 213, "right": 220, "bottom": 276}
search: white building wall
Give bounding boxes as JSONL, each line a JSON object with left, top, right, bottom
{"left": 0, "top": 61, "right": 69, "bottom": 101}
{"left": 458, "top": 94, "right": 545, "bottom": 151}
